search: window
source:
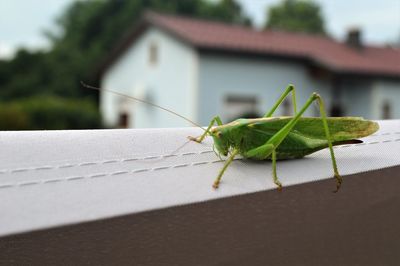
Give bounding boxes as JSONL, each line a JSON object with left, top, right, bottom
{"left": 330, "top": 103, "right": 343, "bottom": 117}
{"left": 117, "top": 98, "right": 132, "bottom": 128}
{"left": 382, "top": 100, "right": 391, "bottom": 119}
{"left": 224, "top": 95, "right": 260, "bottom": 121}
{"left": 118, "top": 112, "right": 129, "bottom": 128}
{"left": 282, "top": 98, "right": 292, "bottom": 116}
{"left": 149, "top": 42, "right": 158, "bottom": 66}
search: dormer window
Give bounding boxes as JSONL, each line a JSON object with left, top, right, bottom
{"left": 149, "top": 42, "right": 158, "bottom": 66}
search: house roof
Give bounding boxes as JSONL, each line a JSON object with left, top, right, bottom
{"left": 101, "top": 11, "right": 400, "bottom": 79}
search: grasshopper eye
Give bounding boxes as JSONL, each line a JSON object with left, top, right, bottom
{"left": 217, "top": 132, "right": 223, "bottom": 138}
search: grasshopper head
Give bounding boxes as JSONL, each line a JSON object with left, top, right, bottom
{"left": 210, "top": 127, "right": 230, "bottom": 156}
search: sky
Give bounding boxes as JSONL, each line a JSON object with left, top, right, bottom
{"left": 1, "top": 0, "right": 399, "bottom": 59}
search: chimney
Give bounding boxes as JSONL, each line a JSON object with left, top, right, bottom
{"left": 346, "top": 28, "right": 362, "bottom": 49}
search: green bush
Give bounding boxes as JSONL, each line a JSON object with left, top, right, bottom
{"left": 0, "top": 104, "right": 30, "bottom": 129}
{"left": 0, "top": 96, "right": 102, "bottom": 130}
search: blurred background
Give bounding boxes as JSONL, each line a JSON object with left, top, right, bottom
{"left": 0, "top": 0, "right": 399, "bottom": 130}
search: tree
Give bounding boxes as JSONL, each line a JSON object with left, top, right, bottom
{"left": 197, "top": 0, "right": 252, "bottom": 26}
{"left": 0, "top": 0, "right": 252, "bottom": 129}
{"left": 265, "top": 0, "right": 326, "bottom": 34}
{"left": 0, "top": 0, "right": 252, "bottom": 101}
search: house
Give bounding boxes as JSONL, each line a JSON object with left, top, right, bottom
{"left": 99, "top": 11, "right": 400, "bottom": 128}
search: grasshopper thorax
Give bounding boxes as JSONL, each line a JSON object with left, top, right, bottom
{"left": 210, "top": 127, "right": 230, "bottom": 156}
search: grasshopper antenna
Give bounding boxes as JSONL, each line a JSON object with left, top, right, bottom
{"left": 81, "top": 81, "right": 205, "bottom": 131}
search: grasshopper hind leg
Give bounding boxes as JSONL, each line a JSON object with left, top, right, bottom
{"left": 249, "top": 91, "right": 342, "bottom": 192}
{"left": 334, "top": 173, "right": 342, "bottom": 193}
{"left": 243, "top": 143, "right": 282, "bottom": 190}
{"left": 272, "top": 150, "right": 282, "bottom": 191}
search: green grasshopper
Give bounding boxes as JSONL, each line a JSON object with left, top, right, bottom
{"left": 188, "top": 85, "right": 379, "bottom": 192}
{"left": 82, "top": 83, "right": 379, "bottom": 192}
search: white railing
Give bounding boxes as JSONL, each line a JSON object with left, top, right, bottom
{"left": 1, "top": 120, "right": 400, "bottom": 264}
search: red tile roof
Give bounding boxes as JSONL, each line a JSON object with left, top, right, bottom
{"left": 145, "top": 12, "right": 400, "bottom": 78}
{"left": 101, "top": 12, "right": 400, "bottom": 78}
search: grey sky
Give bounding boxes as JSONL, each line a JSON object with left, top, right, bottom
{"left": 1, "top": 0, "right": 399, "bottom": 59}
{"left": 238, "top": 0, "right": 400, "bottom": 43}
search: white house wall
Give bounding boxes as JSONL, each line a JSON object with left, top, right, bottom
{"left": 197, "top": 54, "right": 331, "bottom": 125}
{"left": 341, "top": 81, "right": 372, "bottom": 119}
{"left": 101, "top": 27, "right": 197, "bottom": 128}
{"left": 371, "top": 80, "right": 400, "bottom": 119}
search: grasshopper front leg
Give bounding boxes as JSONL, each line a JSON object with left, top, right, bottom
{"left": 246, "top": 92, "right": 341, "bottom": 192}
{"left": 188, "top": 116, "right": 223, "bottom": 143}
{"left": 213, "top": 148, "right": 239, "bottom": 189}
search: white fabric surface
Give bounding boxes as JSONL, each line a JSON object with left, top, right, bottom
{"left": 0, "top": 120, "right": 399, "bottom": 236}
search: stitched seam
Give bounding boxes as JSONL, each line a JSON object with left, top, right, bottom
{"left": 0, "top": 150, "right": 215, "bottom": 175}
{"left": 0, "top": 138, "right": 397, "bottom": 175}
{"left": 0, "top": 159, "right": 227, "bottom": 189}
{"left": 0, "top": 138, "right": 398, "bottom": 189}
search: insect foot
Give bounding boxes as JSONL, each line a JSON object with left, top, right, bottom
{"left": 275, "top": 182, "right": 283, "bottom": 192}
{"left": 212, "top": 181, "right": 220, "bottom": 189}
{"left": 333, "top": 173, "right": 343, "bottom": 193}
{"left": 187, "top": 136, "right": 201, "bottom": 143}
